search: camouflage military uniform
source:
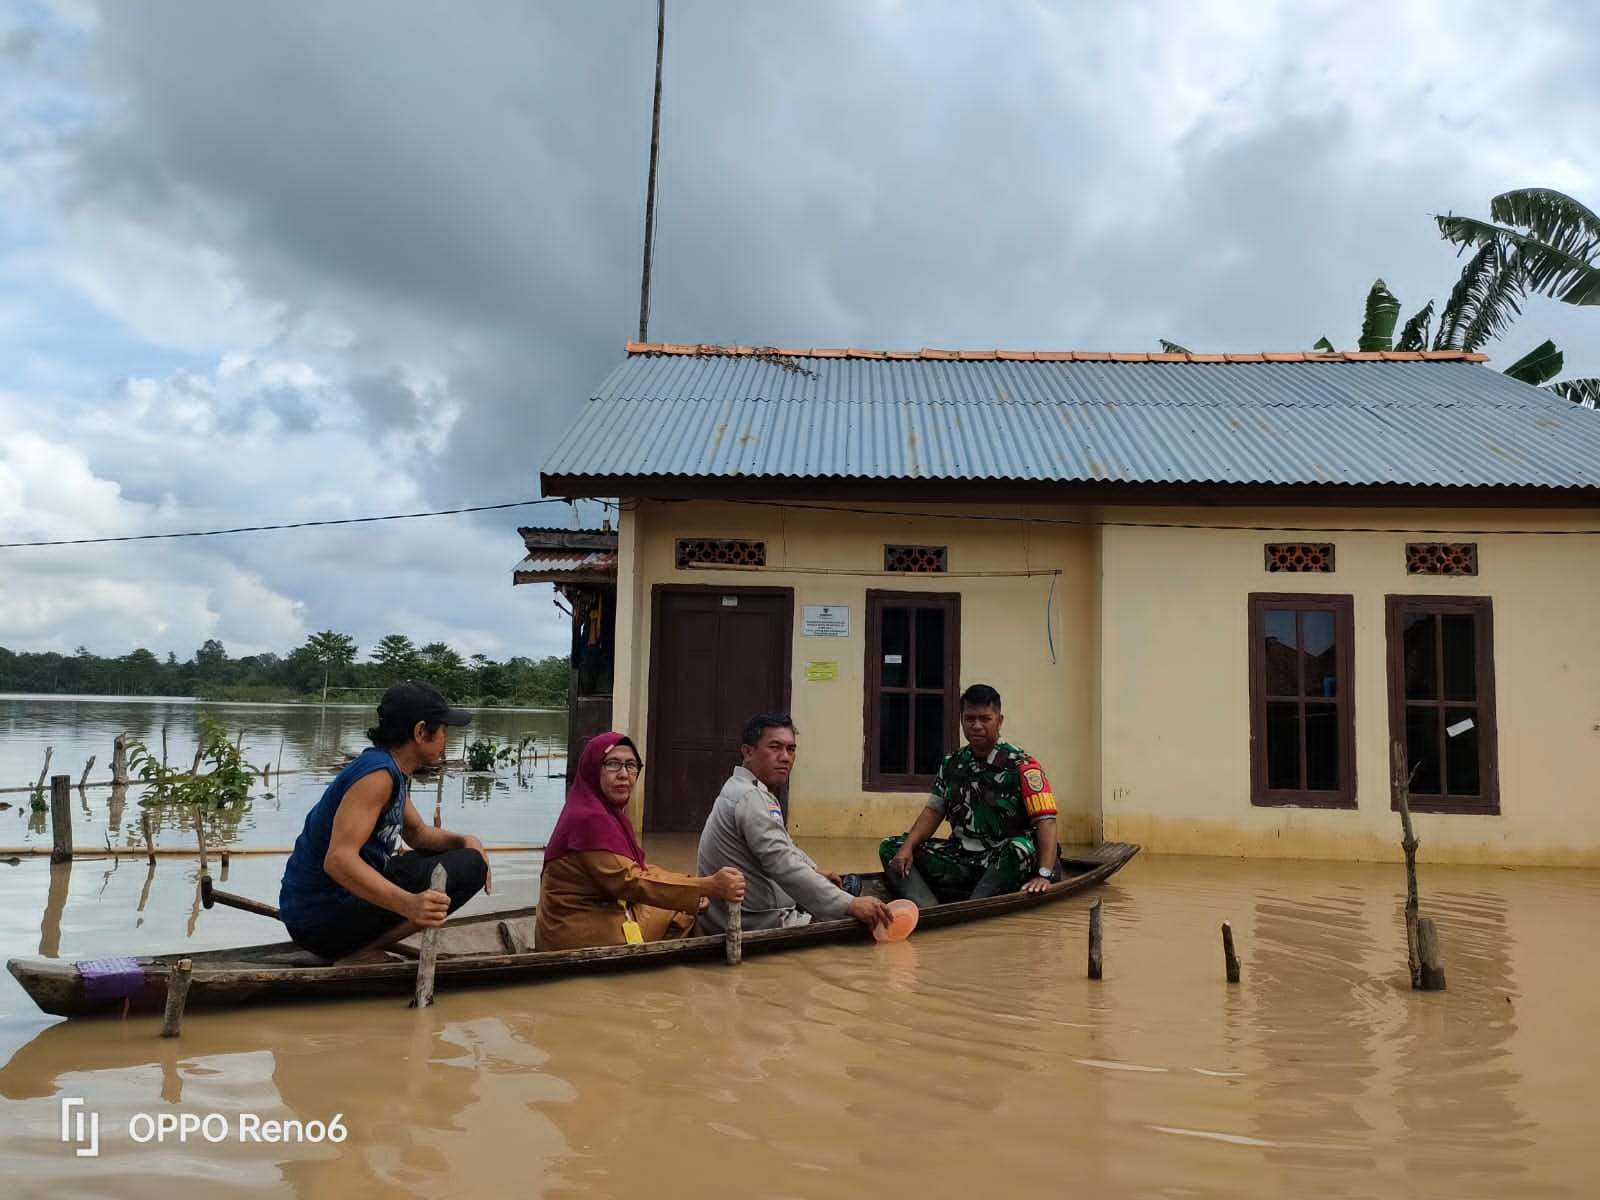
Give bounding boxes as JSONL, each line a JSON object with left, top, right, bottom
{"left": 879, "top": 741, "right": 1057, "bottom": 901}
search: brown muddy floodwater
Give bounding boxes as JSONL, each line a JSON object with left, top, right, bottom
{"left": 3, "top": 843, "right": 1599, "bottom": 1200}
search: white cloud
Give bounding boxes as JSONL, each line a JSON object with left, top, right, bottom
{"left": 0, "top": 0, "right": 1593, "bottom": 672}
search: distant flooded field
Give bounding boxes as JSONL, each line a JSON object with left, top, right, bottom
{"left": 0, "top": 694, "right": 570, "bottom": 851}
{"left": 3, "top": 698, "right": 1600, "bottom": 1198}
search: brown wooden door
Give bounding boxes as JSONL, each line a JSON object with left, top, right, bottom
{"left": 646, "top": 586, "right": 793, "bottom": 833}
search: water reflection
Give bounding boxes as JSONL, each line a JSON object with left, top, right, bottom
{"left": 4, "top": 855, "right": 1600, "bottom": 1199}
{"left": 0, "top": 1008, "right": 575, "bottom": 1198}
{"left": 38, "top": 863, "right": 70, "bottom": 958}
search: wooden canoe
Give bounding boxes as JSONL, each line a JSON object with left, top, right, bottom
{"left": 7, "top": 841, "right": 1138, "bottom": 1019}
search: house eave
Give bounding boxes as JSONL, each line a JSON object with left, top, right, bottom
{"left": 540, "top": 473, "right": 1600, "bottom": 510}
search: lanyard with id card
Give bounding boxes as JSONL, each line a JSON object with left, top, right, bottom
{"left": 618, "top": 899, "right": 644, "bottom": 945}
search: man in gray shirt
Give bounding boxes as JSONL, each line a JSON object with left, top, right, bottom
{"left": 697, "top": 712, "right": 891, "bottom": 934}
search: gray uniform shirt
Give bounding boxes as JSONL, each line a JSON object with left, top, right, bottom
{"left": 696, "top": 765, "right": 854, "bottom": 932}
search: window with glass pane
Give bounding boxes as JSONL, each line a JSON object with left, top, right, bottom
{"left": 865, "top": 591, "right": 959, "bottom": 790}
{"left": 1386, "top": 596, "right": 1498, "bottom": 814}
{"left": 1248, "top": 594, "right": 1356, "bottom": 808}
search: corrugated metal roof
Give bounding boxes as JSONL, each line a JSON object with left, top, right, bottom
{"left": 541, "top": 350, "right": 1600, "bottom": 490}
{"left": 511, "top": 550, "right": 618, "bottom": 585}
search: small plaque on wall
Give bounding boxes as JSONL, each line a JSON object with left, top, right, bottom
{"left": 800, "top": 605, "right": 850, "bottom": 637}
{"left": 804, "top": 661, "right": 839, "bottom": 682}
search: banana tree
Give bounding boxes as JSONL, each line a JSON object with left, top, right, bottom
{"left": 1312, "top": 190, "right": 1600, "bottom": 406}
{"left": 1436, "top": 188, "right": 1600, "bottom": 310}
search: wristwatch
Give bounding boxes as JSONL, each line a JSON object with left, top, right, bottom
{"left": 1036, "top": 867, "right": 1054, "bottom": 880}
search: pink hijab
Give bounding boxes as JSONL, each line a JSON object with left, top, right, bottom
{"left": 543, "top": 732, "right": 647, "bottom": 866}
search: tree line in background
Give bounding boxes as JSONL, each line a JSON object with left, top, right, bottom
{"left": 0, "top": 632, "right": 569, "bottom": 708}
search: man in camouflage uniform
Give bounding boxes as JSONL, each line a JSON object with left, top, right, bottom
{"left": 879, "top": 683, "right": 1059, "bottom": 906}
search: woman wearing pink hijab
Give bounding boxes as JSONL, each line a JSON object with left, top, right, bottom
{"left": 534, "top": 732, "right": 746, "bottom": 950}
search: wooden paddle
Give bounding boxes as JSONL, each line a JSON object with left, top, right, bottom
{"left": 411, "top": 863, "right": 449, "bottom": 1008}
{"left": 200, "top": 874, "right": 280, "bottom": 920}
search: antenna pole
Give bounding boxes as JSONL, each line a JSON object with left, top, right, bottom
{"left": 637, "top": 0, "right": 665, "bottom": 343}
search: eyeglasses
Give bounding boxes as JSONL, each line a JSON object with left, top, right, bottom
{"left": 600, "top": 758, "right": 643, "bottom": 775}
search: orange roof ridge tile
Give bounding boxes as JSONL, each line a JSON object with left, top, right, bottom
{"left": 623, "top": 342, "right": 1490, "bottom": 364}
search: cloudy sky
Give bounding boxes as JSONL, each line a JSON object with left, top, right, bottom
{"left": 2, "top": 0, "right": 1596, "bottom": 666}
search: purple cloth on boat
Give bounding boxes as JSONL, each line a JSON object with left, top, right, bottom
{"left": 77, "top": 957, "right": 146, "bottom": 999}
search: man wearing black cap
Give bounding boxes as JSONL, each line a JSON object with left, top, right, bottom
{"left": 279, "top": 680, "right": 491, "bottom": 964}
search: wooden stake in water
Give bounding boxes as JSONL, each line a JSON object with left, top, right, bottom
{"left": 1416, "top": 917, "right": 1447, "bottom": 990}
{"left": 78, "top": 756, "right": 96, "bottom": 790}
{"left": 141, "top": 811, "right": 156, "bottom": 866}
{"left": 725, "top": 902, "right": 743, "bottom": 966}
{"left": 1088, "top": 898, "right": 1103, "bottom": 980}
{"left": 37, "top": 745, "right": 53, "bottom": 793}
{"left": 1222, "top": 921, "right": 1241, "bottom": 983}
{"left": 112, "top": 733, "right": 130, "bottom": 786}
{"left": 411, "top": 864, "right": 449, "bottom": 1009}
{"left": 1391, "top": 740, "right": 1446, "bottom": 991}
{"left": 160, "top": 958, "right": 194, "bottom": 1038}
{"left": 49, "top": 775, "right": 73, "bottom": 864}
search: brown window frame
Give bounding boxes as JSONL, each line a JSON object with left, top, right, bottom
{"left": 863, "top": 590, "right": 961, "bottom": 792}
{"left": 1385, "top": 595, "right": 1499, "bottom": 815}
{"left": 1247, "top": 593, "right": 1357, "bottom": 809}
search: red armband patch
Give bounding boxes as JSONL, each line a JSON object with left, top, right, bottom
{"left": 1020, "top": 760, "right": 1057, "bottom": 819}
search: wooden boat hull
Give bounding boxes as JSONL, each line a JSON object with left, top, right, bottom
{"left": 7, "top": 842, "right": 1138, "bottom": 1018}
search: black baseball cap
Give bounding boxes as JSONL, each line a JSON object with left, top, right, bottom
{"left": 378, "top": 680, "right": 472, "bottom": 728}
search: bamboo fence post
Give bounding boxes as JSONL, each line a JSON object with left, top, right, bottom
{"left": 49, "top": 775, "right": 73, "bottom": 863}
{"left": 725, "top": 902, "right": 743, "bottom": 966}
{"left": 78, "top": 756, "right": 96, "bottom": 790}
{"left": 112, "top": 734, "right": 130, "bottom": 785}
{"left": 142, "top": 811, "right": 156, "bottom": 865}
{"left": 161, "top": 725, "right": 168, "bottom": 772}
{"left": 1222, "top": 920, "right": 1241, "bottom": 983}
{"left": 1087, "top": 898, "right": 1103, "bottom": 980}
{"left": 160, "top": 959, "right": 194, "bottom": 1037}
{"left": 36, "top": 745, "right": 53, "bottom": 792}
{"left": 411, "top": 864, "right": 449, "bottom": 1008}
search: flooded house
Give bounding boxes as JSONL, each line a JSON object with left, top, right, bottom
{"left": 537, "top": 343, "right": 1600, "bottom": 865}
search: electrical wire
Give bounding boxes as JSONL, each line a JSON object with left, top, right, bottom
{"left": 1045, "top": 569, "right": 1058, "bottom": 665}
{"left": 0, "top": 498, "right": 567, "bottom": 550}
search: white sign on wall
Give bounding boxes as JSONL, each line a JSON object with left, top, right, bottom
{"left": 800, "top": 605, "right": 850, "bottom": 638}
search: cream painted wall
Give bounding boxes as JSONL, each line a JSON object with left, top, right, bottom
{"left": 610, "top": 505, "right": 647, "bottom": 827}
{"left": 616, "top": 499, "right": 1099, "bottom": 841}
{"left": 1098, "top": 507, "right": 1600, "bottom": 865}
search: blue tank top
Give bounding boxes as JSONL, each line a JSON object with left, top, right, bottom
{"left": 278, "top": 747, "right": 409, "bottom": 928}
